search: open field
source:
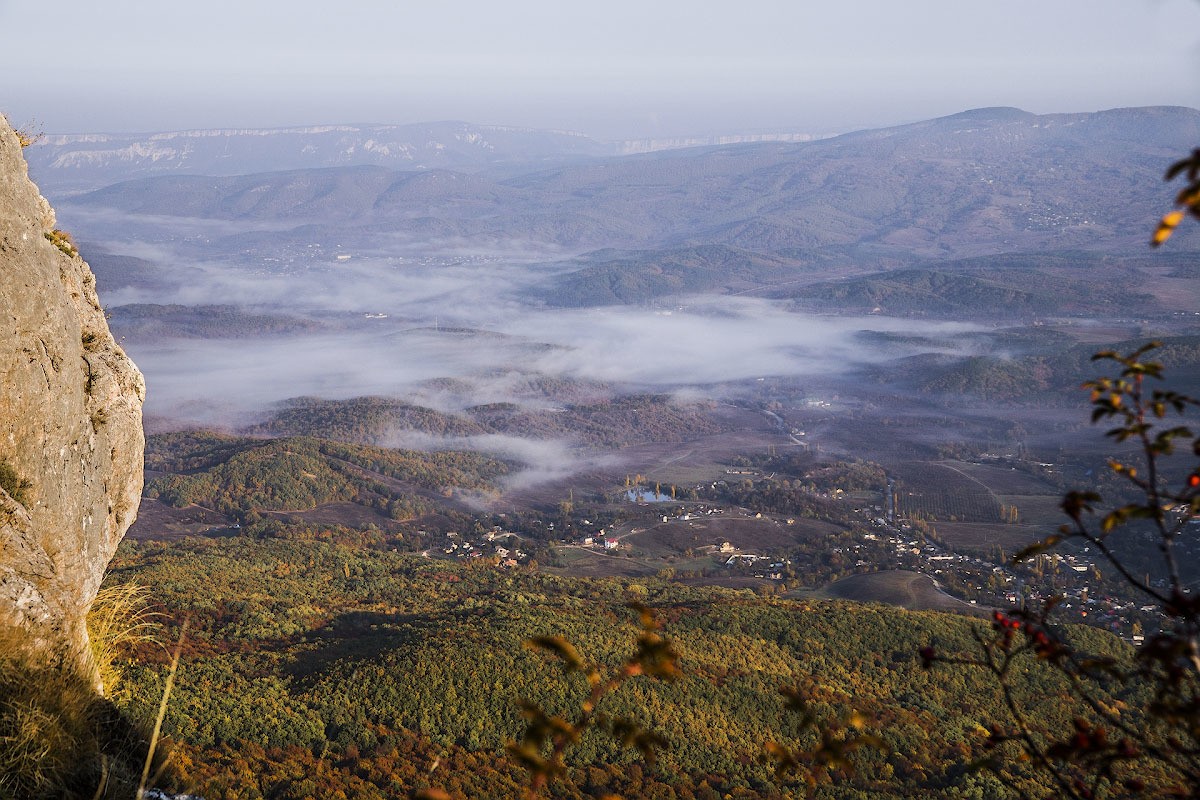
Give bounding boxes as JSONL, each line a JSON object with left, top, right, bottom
{"left": 994, "top": 494, "right": 1066, "bottom": 526}
{"left": 932, "top": 522, "right": 1047, "bottom": 557}
{"left": 1048, "top": 323, "right": 1154, "bottom": 345}
{"left": 811, "top": 569, "right": 984, "bottom": 614}
{"left": 1136, "top": 271, "right": 1200, "bottom": 312}
{"left": 126, "top": 498, "right": 235, "bottom": 540}
{"left": 548, "top": 546, "right": 660, "bottom": 578}
{"left": 616, "top": 405, "right": 782, "bottom": 482}
{"left": 625, "top": 514, "right": 846, "bottom": 557}
{"left": 939, "top": 460, "right": 1060, "bottom": 495}
{"left": 891, "top": 462, "right": 1003, "bottom": 523}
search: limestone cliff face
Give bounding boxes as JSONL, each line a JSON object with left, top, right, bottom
{"left": 0, "top": 117, "right": 145, "bottom": 683}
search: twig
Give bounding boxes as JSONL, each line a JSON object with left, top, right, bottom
{"left": 137, "top": 620, "right": 187, "bottom": 799}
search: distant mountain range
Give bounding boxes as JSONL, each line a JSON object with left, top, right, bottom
{"left": 23, "top": 122, "right": 832, "bottom": 192}
{"left": 24, "top": 122, "right": 612, "bottom": 190}
{"left": 63, "top": 107, "right": 1200, "bottom": 262}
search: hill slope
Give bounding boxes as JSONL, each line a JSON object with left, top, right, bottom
{"left": 65, "top": 107, "right": 1200, "bottom": 259}
{"left": 109, "top": 535, "right": 1129, "bottom": 799}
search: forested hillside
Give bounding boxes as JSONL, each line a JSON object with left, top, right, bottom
{"left": 107, "top": 537, "right": 1131, "bottom": 799}
{"left": 244, "top": 395, "right": 728, "bottom": 449}
{"left": 143, "top": 434, "right": 508, "bottom": 519}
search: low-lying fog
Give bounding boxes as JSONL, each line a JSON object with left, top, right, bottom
{"left": 126, "top": 299, "right": 982, "bottom": 419}
{"left": 62, "top": 206, "right": 1009, "bottom": 483}
{"left": 84, "top": 248, "right": 985, "bottom": 414}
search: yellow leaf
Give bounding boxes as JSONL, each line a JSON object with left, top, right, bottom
{"left": 416, "top": 790, "right": 453, "bottom": 800}
{"left": 1152, "top": 210, "right": 1185, "bottom": 247}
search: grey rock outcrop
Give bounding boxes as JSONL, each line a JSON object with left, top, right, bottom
{"left": 0, "top": 117, "right": 145, "bottom": 685}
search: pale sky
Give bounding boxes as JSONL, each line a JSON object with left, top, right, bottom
{"left": 2, "top": 0, "right": 1199, "bottom": 138}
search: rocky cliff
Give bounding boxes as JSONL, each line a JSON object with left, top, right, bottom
{"left": 0, "top": 117, "right": 145, "bottom": 685}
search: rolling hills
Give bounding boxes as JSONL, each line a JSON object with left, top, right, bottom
{"left": 62, "top": 106, "right": 1200, "bottom": 263}
{"left": 245, "top": 394, "right": 729, "bottom": 449}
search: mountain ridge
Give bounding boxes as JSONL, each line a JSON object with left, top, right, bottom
{"left": 24, "top": 121, "right": 616, "bottom": 192}
{"left": 62, "top": 106, "right": 1200, "bottom": 260}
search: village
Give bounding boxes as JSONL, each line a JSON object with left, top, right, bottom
{"left": 406, "top": 455, "right": 1173, "bottom": 644}
{"left": 425, "top": 527, "right": 531, "bottom": 568}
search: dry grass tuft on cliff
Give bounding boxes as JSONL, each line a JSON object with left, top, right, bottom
{"left": 0, "top": 587, "right": 173, "bottom": 800}
{"left": 0, "top": 628, "right": 144, "bottom": 799}
{"left": 89, "top": 582, "right": 163, "bottom": 700}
